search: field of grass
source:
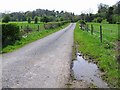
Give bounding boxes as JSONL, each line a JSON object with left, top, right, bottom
{"left": 87, "top": 23, "right": 118, "bottom": 42}
{"left": 74, "top": 22, "right": 119, "bottom": 88}
{"left": 2, "top": 22, "right": 69, "bottom": 53}
{"left": 9, "top": 21, "right": 45, "bottom": 31}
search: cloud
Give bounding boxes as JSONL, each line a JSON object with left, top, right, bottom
{"left": 0, "top": 0, "right": 118, "bottom": 14}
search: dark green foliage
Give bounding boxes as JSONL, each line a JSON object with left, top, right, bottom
{"left": 97, "top": 3, "right": 108, "bottom": 19}
{"left": 28, "top": 17, "right": 32, "bottom": 23}
{"left": 40, "top": 16, "right": 49, "bottom": 23}
{"left": 118, "top": 1, "right": 120, "bottom": 15}
{"left": 2, "top": 9, "right": 78, "bottom": 22}
{"left": 98, "top": 3, "right": 109, "bottom": 13}
{"left": 93, "top": 17, "right": 105, "bottom": 23}
{"left": 79, "top": 20, "right": 86, "bottom": 25}
{"left": 78, "top": 20, "right": 86, "bottom": 30}
{"left": 34, "top": 16, "right": 38, "bottom": 24}
{"left": 2, "top": 24, "right": 20, "bottom": 47}
{"left": 97, "top": 17, "right": 103, "bottom": 23}
{"left": 40, "top": 16, "right": 56, "bottom": 23}
{"left": 60, "top": 17, "right": 64, "bottom": 21}
{"left": 107, "top": 7, "right": 114, "bottom": 24}
{"left": 2, "top": 15, "right": 10, "bottom": 23}
{"left": 86, "top": 13, "right": 94, "bottom": 22}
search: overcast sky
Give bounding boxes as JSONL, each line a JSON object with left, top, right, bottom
{"left": 0, "top": 0, "right": 119, "bottom": 14}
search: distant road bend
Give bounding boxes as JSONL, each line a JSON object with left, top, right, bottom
{"left": 2, "top": 23, "right": 76, "bottom": 88}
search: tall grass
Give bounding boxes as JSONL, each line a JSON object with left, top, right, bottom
{"left": 74, "top": 22, "right": 119, "bottom": 88}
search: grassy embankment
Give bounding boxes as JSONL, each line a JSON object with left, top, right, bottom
{"left": 2, "top": 22, "right": 69, "bottom": 53}
{"left": 74, "top": 22, "right": 119, "bottom": 88}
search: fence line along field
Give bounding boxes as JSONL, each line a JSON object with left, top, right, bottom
{"left": 80, "top": 22, "right": 118, "bottom": 50}
{"left": 74, "top": 22, "right": 119, "bottom": 88}
{"left": 1, "top": 21, "right": 70, "bottom": 53}
{"left": 87, "top": 23, "right": 118, "bottom": 42}
{"left": 16, "top": 22, "right": 45, "bottom": 31}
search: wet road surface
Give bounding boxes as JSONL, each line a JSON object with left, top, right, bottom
{"left": 2, "top": 23, "right": 76, "bottom": 88}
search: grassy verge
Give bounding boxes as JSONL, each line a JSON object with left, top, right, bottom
{"left": 2, "top": 23, "right": 69, "bottom": 53}
{"left": 74, "top": 22, "right": 119, "bottom": 88}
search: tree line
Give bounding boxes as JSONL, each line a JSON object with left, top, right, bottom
{"left": 1, "top": 9, "right": 78, "bottom": 23}
{"left": 79, "top": 1, "right": 120, "bottom": 24}
{"left": 1, "top": 1, "right": 120, "bottom": 24}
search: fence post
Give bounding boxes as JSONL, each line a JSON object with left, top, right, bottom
{"left": 44, "top": 24, "right": 46, "bottom": 30}
{"left": 100, "top": 25, "right": 102, "bottom": 43}
{"left": 118, "top": 22, "right": 120, "bottom": 41}
{"left": 38, "top": 25, "right": 40, "bottom": 31}
{"left": 21, "top": 26, "right": 22, "bottom": 29}
{"left": 91, "top": 24, "right": 93, "bottom": 35}
{"left": 86, "top": 24, "right": 88, "bottom": 32}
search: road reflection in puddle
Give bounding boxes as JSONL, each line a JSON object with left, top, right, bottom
{"left": 72, "top": 53, "right": 108, "bottom": 88}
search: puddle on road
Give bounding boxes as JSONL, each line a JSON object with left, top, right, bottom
{"left": 72, "top": 53, "right": 108, "bottom": 88}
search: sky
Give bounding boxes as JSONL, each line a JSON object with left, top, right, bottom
{"left": 0, "top": 0, "right": 119, "bottom": 14}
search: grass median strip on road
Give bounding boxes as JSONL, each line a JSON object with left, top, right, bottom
{"left": 74, "top": 22, "right": 119, "bottom": 88}
{"left": 2, "top": 23, "right": 69, "bottom": 53}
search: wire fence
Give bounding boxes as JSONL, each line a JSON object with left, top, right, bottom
{"left": 79, "top": 23, "right": 119, "bottom": 46}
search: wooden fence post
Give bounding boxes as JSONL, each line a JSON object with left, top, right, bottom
{"left": 118, "top": 22, "right": 120, "bottom": 41}
{"left": 91, "top": 24, "right": 93, "bottom": 35}
{"left": 44, "top": 24, "right": 46, "bottom": 30}
{"left": 38, "top": 25, "right": 40, "bottom": 31}
{"left": 21, "top": 26, "right": 22, "bottom": 29}
{"left": 86, "top": 24, "right": 88, "bottom": 32}
{"left": 100, "top": 25, "right": 102, "bottom": 43}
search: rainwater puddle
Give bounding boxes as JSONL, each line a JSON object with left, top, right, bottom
{"left": 72, "top": 53, "right": 108, "bottom": 88}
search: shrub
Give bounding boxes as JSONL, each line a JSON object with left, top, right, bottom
{"left": 101, "top": 19, "right": 109, "bottom": 24}
{"left": 97, "top": 17, "right": 103, "bottom": 23}
{"left": 92, "top": 17, "right": 103, "bottom": 23}
{"left": 79, "top": 20, "right": 86, "bottom": 25}
{"left": 2, "top": 15, "right": 10, "bottom": 23}
{"left": 44, "top": 21, "right": 69, "bottom": 29}
{"left": 40, "top": 16, "right": 49, "bottom": 23}
{"left": 2, "top": 23, "right": 21, "bottom": 47}
{"left": 28, "top": 17, "right": 32, "bottom": 23}
{"left": 92, "top": 18, "right": 97, "bottom": 23}
{"left": 34, "top": 16, "right": 38, "bottom": 24}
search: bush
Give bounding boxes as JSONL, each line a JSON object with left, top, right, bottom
{"left": 92, "top": 18, "right": 97, "bottom": 23}
{"left": 28, "top": 17, "right": 32, "bottom": 23}
{"left": 34, "top": 16, "right": 38, "bottom": 24}
{"left": 44, "top": 21, "right": 69, "bottom": 29}
{"left": 92, "top": 17, "right": 103, "bottom": 23}
{"left": 97, "top": 17, "right": 103, "bottom": 23}
{"left": 2, "top": 23, "right": 21, "bottom": 47}
{"left": 112, "top": 14, "right": 120, "bottom": 24}
{"left": 78, "top": 20, "right": 86, "bottom": 24}
{"left": 101, "top": 19, "right": 109, "bottom": 24}
{"left": 40, "top": 16, "right": 50, "bottom": 23}
{"left": 2, "top": 15, "right": 10, "bottom": 23}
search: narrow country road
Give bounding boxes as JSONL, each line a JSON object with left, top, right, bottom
{"left": 2, "top": 23, "right": 76, "bottom": 88}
